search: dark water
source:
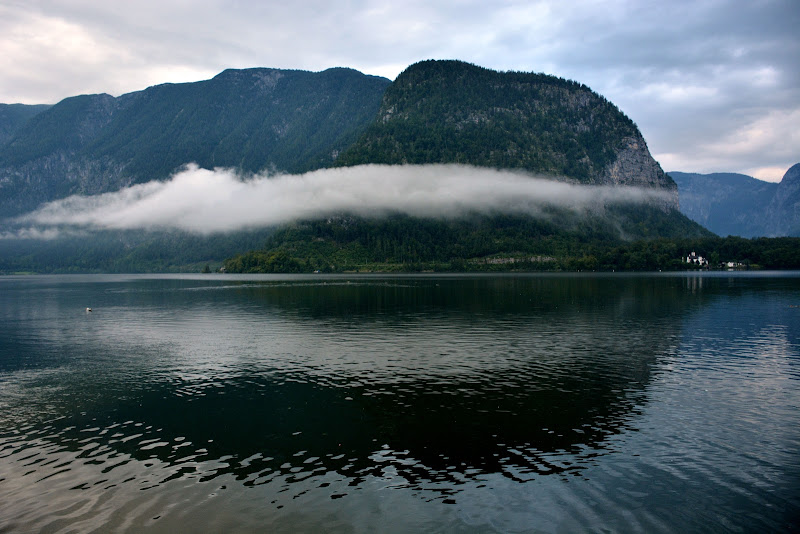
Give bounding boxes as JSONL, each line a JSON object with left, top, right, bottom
{"left": 0, "top": 273, "right": 798, "bottom": 532}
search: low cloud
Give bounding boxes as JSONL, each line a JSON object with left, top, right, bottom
{"left": 11, "top": 164, "right": 672, "bottom": 237}
{"left": 0, "top": 227, "right": 64, "bottom": 240}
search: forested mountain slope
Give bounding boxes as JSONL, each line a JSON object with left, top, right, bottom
{"left": 337, "top": 60, "right": 677, "bottom": 206}
{"left": 0, "top": 68, "right": 390, "bottom": 217}
{"left": 0, "top": 103, "right": 50, "bottom": 146}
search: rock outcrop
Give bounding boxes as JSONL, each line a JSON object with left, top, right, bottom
{"left": 600, "top": 135, "right": 677, "bottom": 209}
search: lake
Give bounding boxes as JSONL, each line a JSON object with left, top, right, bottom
{"left": 0, "top": 273, "right": 798, "bottom": 532}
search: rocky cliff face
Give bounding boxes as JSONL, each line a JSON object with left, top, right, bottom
{"left": 599, "top": 135, "right": 677, "bottom": 209}
{"left": 600, "top": 136, "right": 667, "bottom": 187}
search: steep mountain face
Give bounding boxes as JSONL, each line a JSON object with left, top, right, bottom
{"left": 671, "top": 165, "right": 800, "bottom": 237}
{"left": 766, "top": 163, "right": 800, "bottom": 236}
{"left": 337, "top": 60, "right": 677, "bottom": 207}
{"left": 223, "top": 60, "right": 705, "bottom": 273}
{"left": 0, "top": 68, "right": 390, "bottom": 217}
{"left": 0, "top": 104, "right": 50, "bottom": 146}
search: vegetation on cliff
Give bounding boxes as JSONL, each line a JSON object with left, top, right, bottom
{"left": 224, "top": 60, "right": 696, "bottom": 274}
{"left": 0, "top": 103, "right": 51, "bottom": 145}
{"left": 336, "top": 60, "right": 651, "bottom": 185}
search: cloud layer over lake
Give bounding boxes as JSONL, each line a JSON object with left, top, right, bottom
{"left": 12, "top": 164, "right": 672, "bottom": 236}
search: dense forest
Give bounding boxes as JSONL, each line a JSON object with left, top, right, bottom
{"left": 336, "top": 60, "right": 644, "bottom": 183}
{"left": 223, "top": 220, "right": 800, "bottom": 273}
{"left": 2, "top": 221, "right": 796, "bottom": 274}
{"left": 220, "top": 209, "right": 715, "bottom": 273}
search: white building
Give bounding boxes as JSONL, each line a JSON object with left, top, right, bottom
{"left": 686, "top": 251, "right": 707, "bottom": 266}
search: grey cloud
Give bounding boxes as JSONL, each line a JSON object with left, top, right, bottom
{"left": 13, "top": 164, "right": 672, "bottom": 236}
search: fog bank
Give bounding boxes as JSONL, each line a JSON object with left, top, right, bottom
{"left": 12, "top": 164, "right": 672, "bottom": 237}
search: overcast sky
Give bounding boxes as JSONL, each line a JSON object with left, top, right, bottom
{"left": 1, "top": 0, "right": 797, "bottom": 182}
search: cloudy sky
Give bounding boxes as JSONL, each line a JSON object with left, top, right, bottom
{"left": 1, "top": 0, "right": 797, "bottom": 182}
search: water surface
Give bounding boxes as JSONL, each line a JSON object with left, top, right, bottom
{"left": 1, "top": 273, "right": 798, "bottom": 532}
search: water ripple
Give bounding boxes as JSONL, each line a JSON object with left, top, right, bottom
{"left": 1, "top": 274, "right": 798, "bottom": 532}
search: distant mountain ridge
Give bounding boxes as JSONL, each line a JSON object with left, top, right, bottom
{"left": 767, "top": 164, "right": 800, "bottom": 236}
{"left": 670, "top": 164, "right": 800, "bottom": 237}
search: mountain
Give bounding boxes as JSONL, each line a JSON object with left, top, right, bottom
{"left": 225, "top": 61, "right": 710, "bottom": 273}
{"left": 1, "top": 61, "right": 712, "bottom": 273}
{"left": 0, "top": 68, "right": 390, "bottom": 217}
{"left": 337, "top": 60, "right": 677, "bottom": 208}
{"left": 766, "top": 163, "right": 800, "bottom": 236}
{"left": 0, "top": 103, "right": 51, "bottom": 146}
{"left": 670, "top": 164, "right": 800, "bottom": 237}
{"left": 669, "top": 171, "right": 777, "bottom": 237}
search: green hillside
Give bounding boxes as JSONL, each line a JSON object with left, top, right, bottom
{"left": 0, "top": 67, "right": 390, "bottom": 217}
{"left": 336, "top": 60, "right": 649, "bottom": 184}
{"left": 87, "top": 68, "right": 391, "bottom": 182}
{"left": 0, "top": 94, "right": 118, "bottom": 165}
{"left": 223, "top": 207, "right": 713, "bottom": 273}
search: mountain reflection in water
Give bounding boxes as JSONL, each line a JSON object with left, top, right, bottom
{"left": 0, "top": 273, "right": 797, "bottom": 532}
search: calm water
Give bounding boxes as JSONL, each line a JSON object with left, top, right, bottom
{"left": 0, "top": 273, "right": 798, "bottom": 532}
